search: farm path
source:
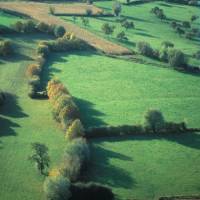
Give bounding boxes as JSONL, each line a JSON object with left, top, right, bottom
{"left": 0, "top": 2, "right": 132, "bottom": 55}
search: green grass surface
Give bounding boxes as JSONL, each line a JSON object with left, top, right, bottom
{"left": 0, "top": 33, "right": 65, "bottom": 200}
{"left": 87, "top": 135, "right": 200, "bottom": 200}
{"left": 61, "top": 1, "right": 200, "bottom": 66}
{"left": 43, "top": 51, "right": 200, "bottom": 128}
{"left": 0, "top": 11, "right": 24, "bottom": 27}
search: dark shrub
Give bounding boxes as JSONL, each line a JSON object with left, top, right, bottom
{"left": 185, "top": 32, "right": 194, "bottom": 39}
{"left": 54, "top": 26, "right": 66, "bottom": 38}
{"left": 113, "top": 1, "right": 122, "bottom": 17}
{"left": 159, "top": 47, "right": 169, "bottom": 62}
{"left": 193, "top": 50, "right": 200, "bottom": 60}
{"left": 144, "top": 109, "right": 165, "bottom": 133}
{"left": 0, "top": 91, "right": 6, "bottom": 106}
{"left": 70, "top": 182, "right": 114, "bottom": 200}
{"left": 37, "top": 44, "right": 50, "bottom": 57}
{"left": 12, "top": 21, "right": 24, "bottom": 32}
{"left": 182, "top": 21, "right": 191, "bottom": 28}
{"left": 168, "top": 49, "right": 187, "bottom": 68}
{"left": 44, "top": 175, "right": 71, "bottom": 200}
{"left": 137, "top": 41, "right": 154, "bottom": 57}
{"left": 121, "top": 20, "right": 134, "bottom": 30}
{"left": 101, "top": 23, "right": 115, "bottom": 35}
{"left": 23, "top": 20, "right": 36, "bottom": 33}
{"left": 85, "top": 8, "right": 93, "bottom": 16}
{"left": 116, "top": 31, "right": 128, "bottom": 41}
{"left": 161, "top": 41, "right": 174, "bottom": 48}
{"left": 36, "top": 22, "right": 50, "bottom": 33}
{"left": 0, "top": 40, "right": 14, "bottom": 56}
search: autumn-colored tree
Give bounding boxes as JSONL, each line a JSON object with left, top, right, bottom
{"left": 65, "top": 119, "right": 84, "bottom": 140}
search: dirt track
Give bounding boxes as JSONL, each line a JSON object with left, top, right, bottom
{"left": 0, "top": 2, "right": 132, "bottom": 55}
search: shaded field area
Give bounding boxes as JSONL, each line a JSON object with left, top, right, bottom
{"left": 0, "top": 32, "right": 65, "bottom": 200}
{"left": 86, "top": 134, "right": 200, "bottom": 200}
{"left": 42, "top": 51, "right": 200, "bottom": 128}
{"left": 62, "top": 0, "right": 200, "bottom": 66}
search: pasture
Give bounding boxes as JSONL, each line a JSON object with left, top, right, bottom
{"left": 43, "top": 51, "right": 200, "bottom": 128}
{"left": 0, "top": 1, "right": 200, "bottom": 200}
{"left": 0, "top": 16, "right": 65, "bottom": 200}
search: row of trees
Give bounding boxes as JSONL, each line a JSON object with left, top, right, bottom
{"left": 137, "top": 41, "right": 188, "bottom": 69}
{"left": 170, "top": 19, "right": 200, "bottom": 40}
{"left": 151, "top": 7, "right": 167, "bottom": 20}
{"left": 86, "top": 109, "right": 188, "bottom": 138}
{"left": 12, "top": 20, "right": 66, "bottom": 38}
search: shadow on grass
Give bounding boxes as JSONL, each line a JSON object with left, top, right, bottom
{"left": 74, "top": 97, "right": 107, "bottom": 128}
{"left": 91, "top": 132, "right": 200, "bottom": 150}
{"left": 86, "top": 143, "right": 136, "bottom": 189}
{"left": 0, "top": 93, "right": 28, "bottom": 137}
{"left": 135, "top": 31, "right": 159, "bottom": 39}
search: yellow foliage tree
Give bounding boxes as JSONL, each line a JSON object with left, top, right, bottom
{"left": 65, "top": 119, "right": 84, "bottom": 140}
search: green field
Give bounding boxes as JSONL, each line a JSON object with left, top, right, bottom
{"left": 0, "top": 25, "right": 65, "bottom": 200}
{"left": 0, "top": 11, "right": 24, "bottom": 26}
{"left": 0, "top": 2, "right": 200, "bottom": 200}
{"left": 61, "top": 1, "right": 200, "bottom": 66}
{"left": 87, "top": 135, "right": 200, "bottom": 200}
{"left": 43, "top": 51, "right": 200, "bottom": 128}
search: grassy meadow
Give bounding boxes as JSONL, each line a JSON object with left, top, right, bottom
{"left": 43, "top": 51, "right": 200, "bottom": 128}
{"left": 0, "top": 16, "right": 65, "bottom": 200}
{"left": 0, "top": 1, "right": 200, "bottom": 200}
{"left": 87, "top": 135, "right": 200, "bottom": 200}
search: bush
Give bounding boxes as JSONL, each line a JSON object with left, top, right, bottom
{"left": 113, "top": 1, "right": 122, "bottom": 17}
{"left": 121, "top": 20, "right": 134, "bottom": 30}
{"left": 101, "top": 23, "right": 115, "bottom": 35}
{"left": 60, "top": 138, "right": 90, "bottom": 181}
{"left": 36, "top": 22, "right": 50, "bottom": 33}
{"left": 137, "top": 41, "right": 154, "bottom": 58}
{"left": 23, "top": 20, "right": 36, "bottom": 33}
{"left": 193, "top": 50, "right": 200, "bottom": 60}
{"left": 37, "top": 44, "right": 50, "bottom": 57}
{"left": 117, "top": 31, "right": 128, "bottom": 41}
{"left": 159, "top": 47, "right": 169, "bottom": 62}
{"left": 168, "top": 49, "right": 187, "bottom": 68}
{"left": 0, "top": 40, "right": 14, "bottom": 56}
{"left": 85, "top": 8, "right": 92, "bottom": 16}
{"left": 26, "top": 64, "right": 41, "bottom": 77}
{"left": 70, "top": 182, "right": 114, "bottom": 200}
{"left": 161, "top": 41, "right": 174, "bottom": 48}
{"left": 54, "top": 26, "right": 66, "bottom": 38}
{"left": 144, "top": 109, "right": 165, "bottom": 133}
{"left": 65, "top": 119, "right": 85, "bottom": 140}
{"left": 12, "top": 21, "right": 24, "bottom": 32}
{"left": 47, "top": 36, "right": 90, "bottom": 52}
{"left": 0, "top": 91, "right": 5, "bottom": 106}
{"left": 44, "top": 175, "right": 71, "bottom": 200}
{"left": 182, "top": 21, "right": 191, "bottom": 28}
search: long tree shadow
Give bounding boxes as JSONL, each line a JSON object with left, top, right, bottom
{"left": 0, "top": 93, "right": 28, "bottom": 137}
{"left": 85, "top": 142, "right": 136, "bottom": 189}
{"left": 0, "top": 93, "right": 28, "bottom": 118}
{"left": 74, "top": 97, "right": 107, "bottom": 128}
{"left": 0, "top": 116, "right": 19, "bottom": 137}
{"left": 91, "top": 132, "right": 200, "bottom": 150}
